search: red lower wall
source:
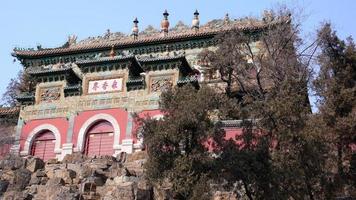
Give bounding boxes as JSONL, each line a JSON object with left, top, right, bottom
{"left": 132, "top": 109, "right": 162, "bottom": 143}
{"left": 72, "top": 108, "right": 129, "bottom": 149}
{"left": 18, "top": 108, "right": 252, "bottom": 156}
{"left": 20, "top": 118, "right": 69, "bottom": 152}
{"left": 224, "top": 128, "right": 244, "bottom": 145}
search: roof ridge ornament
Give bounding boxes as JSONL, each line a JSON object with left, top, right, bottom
{"left": 132, "top": 17, "right": 139, "bottom": 40}
{"left": 224, "top": 13, "right": 230, "bottom": 24}
{"left": 192, "top": 9, "right": 200, "bottom": 31}
{"left": 104, "top": 29, "right": 111, "bottom": 39}
{"left": 64, "top": 35, "right": 77, "bottom": 48}
{"left": 161, "top": 10, "right": 170, "bottom": 36}
{"left": 262, "top": 10, "right": 275, "bottom": 22}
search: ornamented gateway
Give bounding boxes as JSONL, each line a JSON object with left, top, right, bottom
{"left": 10, "top": 10, "right": 285, "bottom": 161}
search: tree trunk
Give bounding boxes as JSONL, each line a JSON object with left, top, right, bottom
{"left": 243, "top": 181, "right": 254, "bottom": 200}
{"left": 337, "top": 140, "right": 344, "bottom": 177}
{"left": 304, "top": 173, "right": 315, "bottom": 200}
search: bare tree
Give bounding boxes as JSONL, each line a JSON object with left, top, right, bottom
{"left": 1, "top": 70, "right": 35, "bottom": 107}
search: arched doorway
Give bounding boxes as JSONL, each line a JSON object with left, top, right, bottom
{"left": 30, "top": 130, "right": 56, "bottom": 161}
{"left": 84, "top": 120, "right": 114, "bottom": 156}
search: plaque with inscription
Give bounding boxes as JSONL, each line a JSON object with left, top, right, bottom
{"left": 88, "top": 78, "right": 123, "bottom": 94}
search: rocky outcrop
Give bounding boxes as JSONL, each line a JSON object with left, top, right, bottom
{"left": 0, "top": 152, "right": 235, "bottom": 199}
{"left": 0, "top": 154, "right": 27, "bottom": 170}
{"left": 3, "top": 168, "right": 32, "bottom": 191}
{"left": 0, "top": 152, "right": 152, "bottom": 200}
{"left": 26, "top": 157, "right": 45, "bottom": 173}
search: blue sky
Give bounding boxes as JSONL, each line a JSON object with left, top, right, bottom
{"left": 0, "top": 0, "right": 355, "bottom": 100}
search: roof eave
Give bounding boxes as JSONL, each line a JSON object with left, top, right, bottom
{"left": 12, "top": 31, "right": 219, "bottom": 59}
{"left": 12, "top": 18, "right": 288, "bottom": 59}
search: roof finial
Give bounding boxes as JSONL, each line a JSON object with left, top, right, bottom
{"left": 109, "top": 45, "right": 115, "bottom": 58}
{"left": 224, "top": 13, "right": 230, "bottom": 24}
{"left": 132, "top": 17, "right": 139, "bottom": 39}
{"left": 161, "top": 9, "right": 170, "bottom": 35}
{"left": 192, "top": 9, "right": 200, "bottom": 31}
{"left": 163, "top": 9, "right": 169, "bottom": 19}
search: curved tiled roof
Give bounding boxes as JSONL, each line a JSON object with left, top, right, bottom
{"left": 220, "top": 119, "right": 259, "bottom": 127}
{"left": 13, "top": 30, "right": 218, "bottom": 58}
{"left": 138, "top": 55, "right": 193, "bottom": 74}
{"left": 64, "top": 84, "right": 81, "bottom": 90}
{"left": 13, "top": 16, "right": 289, "bottom": 58}
{"left": 177, "top": 76, "right": 198, "bottom": 84}
{"left": 76, "top": 54, "right": 188, "bottom": 68}
{"left": 0, "top": 107, "right": 20, "bottom": 116}
{"left": 127, "top": 77, "right": 144, "bottom": 84}
{"left": 16, "top": 93, "right": 35, "bottom": 100}
{"left": 138, "top": 55, "right": 185, "bottom": 63}
{"left": 27, "top": 66, "right": 72, "bottom": 75}
{"left": 220, "top": 120, "right": 243, "bottom": 127}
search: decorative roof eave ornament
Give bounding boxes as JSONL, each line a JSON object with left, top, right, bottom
{"left": 75, "top": 55, "right": 137, "bottom": 66}
{"left": 138, "top": 54, "right": 186, "bottom": 63}
{"left": 26, "top": 62, "right": 82, "bottom": 83}
{"left": 64, "top": 84, "right": 82, "bottom": 91}
{"left": 16, "top": 93, "right": 35, "bottom": 103}
{"left": 75, "top": 55, "right": 144, "bottom": 76}
{"left": 63, "top": 84, "right": 82, "bottom": 96}
{"left": 139, "top": 55, "right": 194, "bottom": 75}
{"left": 26, "top": 63, "right": 73, "bottom": 75}
{"left": 76, "top": 54, "right": 191, "bottom": 73}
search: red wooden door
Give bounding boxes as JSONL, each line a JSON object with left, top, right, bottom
{"left": 31, "top": 131, "right": 56, "bottom": 161}
{"left": 85, "top": 121, "right": 114, "bottom": 157}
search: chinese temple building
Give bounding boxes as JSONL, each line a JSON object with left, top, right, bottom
{"left": 10, "top": 10, "right": 284, "bottom": 161}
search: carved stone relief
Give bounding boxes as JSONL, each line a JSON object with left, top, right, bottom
{"left": 40, "top": 87, "right": 61, "bottom": 103}
{"left": 150, "top": 76, "right": 173, "bottom": 93}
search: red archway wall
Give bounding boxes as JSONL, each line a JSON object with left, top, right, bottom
{"left": 20, "top": 118, "right": 68, "bottom": 152}
{"left": 72, "top": 108, "right": 128, "bottom": 150}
